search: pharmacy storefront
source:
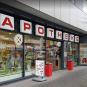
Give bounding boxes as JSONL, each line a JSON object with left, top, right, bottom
{"left": 0, "top": 6, "right": 80, "bottom": 84}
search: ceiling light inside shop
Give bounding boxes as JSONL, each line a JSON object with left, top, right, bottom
{"left": 9, "top": 33, "right": 12, "bottom": 35}
{"left": 4, "top": 38, "right": 10, "bottom": 40}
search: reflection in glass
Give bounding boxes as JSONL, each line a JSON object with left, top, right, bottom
{"left": 24, "top": 35, "right": 45, "bottom": 76}
{"left": 46, "top": 40, "right": 61, "bottom": 71}
{"left": 80, "top": 44, "right": 87, "bottom": 65}
{"left": 64, "top": 42, "right": 79, "bottom": 68}
{"left": 0, "top": 31, "right": 23, "bottom": 82}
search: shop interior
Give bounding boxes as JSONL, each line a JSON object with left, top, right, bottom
{"left": 64, "top": 42, "right": 79, "bottom": 68}
{"left": 46, "top": 40, "right": 61, "bottom": 71}
{"left": 80, "top": 44, "right": 87, "bottom": 65}
{"left": 24, "top": 35, "right": 45, "bottom": 76}
{"left": 0, "top": 30, "right": 46, "bottom": 81}
{"left": 0, "top": 30, "right": 23, "bottom": 78}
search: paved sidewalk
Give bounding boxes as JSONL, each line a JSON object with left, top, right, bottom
{"left": 1, "top": 66, "right": 87, "bottom": 87}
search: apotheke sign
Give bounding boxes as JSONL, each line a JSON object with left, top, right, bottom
{"left": 56, "top": 30, "right": 62, "bottom": 40}
{"left": 0, "top": 13, "right": 79, "bottom": 42}
{"left": 63, "top": 32, "right": 69, "bottom": 41}
{"left": 47, "top": 28, "right": 54, "bottom": 38}
{"left": 0, "top": 13, "right": 14, "bottom": 30}
{"left": 35, "top": 24, "right": 45, "bottom": 37}
{"left": 20, "top": 20, "right": 32, "bottom": 34}
{"left": 69, "top": 34, "right": 74, "bottom": 42}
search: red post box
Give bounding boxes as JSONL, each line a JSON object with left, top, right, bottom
{"left": 67, "top": 60, "right": 73, "bottom": 70}
{"left": 45, "top": 63, "right": 53, "bottom": 77}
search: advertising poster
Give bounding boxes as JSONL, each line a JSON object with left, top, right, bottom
{"left": 35, "top": 60, "right": 45, "bottom": 77}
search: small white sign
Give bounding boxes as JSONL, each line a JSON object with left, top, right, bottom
{"left": 14, "top": 34, "right": 23, "bottom": 46}
{"left": 20, "top": 20, "right": 32, "bottom": 34}
{"left": 47, "top": 28, "right": 54, "bottom": 38}
{"left": 69, "top": 34, "right": 74, "bottom": 42}
{"left": 75, "top": 36, "right": 79, "bottom": 42}
{"left": 0, "top": 13, "right": 14, "bottom": 30}
{"left": 35, "top": 60, "right": 45, "bottom": 77}
{"left": 56, "top": 30, "right": 62, "bottom": 40}
{"left": 35, "top": 24, "right": 45, "bottom": 37}
{"left": 63, "top": 32, "right": 69, "bottom": 41}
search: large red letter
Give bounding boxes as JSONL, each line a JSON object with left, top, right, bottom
{"left": 24, "top": 22, "right": 31, "bottom": 30}
{"left": 49, "top": 30, "right": 53, "bottom": 36}
{"left": 2, "top": 17, "right": 13, "bottom": 28}
{"left": 38, "top": 27, "right": 44, "bottom": 34}
{"left": 58, "top": 32, "right": 62, "bottom": 38}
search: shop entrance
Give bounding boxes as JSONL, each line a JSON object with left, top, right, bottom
{"left": 46, "top": 40, "right": 61, "bottom": 71}
{"left": 64, "top": 42, "right": 79, "bottom": 68}
{"left": 24, "top": 35, "right": 45, "bottom": 76}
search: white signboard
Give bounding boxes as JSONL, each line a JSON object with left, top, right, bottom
{"left": 20, "top": 20, "right": 32, "bottom": 34}
{"left": 47, "top": 28, "right": 54, "bottom": 38}
{"left": 14, "top": 34, "right": 23, "bottom": 46}
{"left": 63, "top": 32, "right": 69, "bottom": 41}
{"left": 56, "top": 30, "right": 62, "bottom": 40}
{"left": 0, "top": 13, "right": 14, "bottom": 30}
{"left": 69, "top": 34, "right": 74, "bottom": 42}
{"left": 75, "top": 36, "right": 79, "bottom": 42}
{"left": 35, "top": 60, "right": 45, "bottom": 77}
{"left": 35, "top": 24, "right": 45, "bottom": 37}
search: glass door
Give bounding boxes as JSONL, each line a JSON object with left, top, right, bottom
{"left": 64, "top": 41, "right": 79, "bottom": 68}
{"left": 54, "top": 41, "right": 61, "bottom": 70}
{"left": 24, "top": 35, "right": 45, "bottom": 76}
{"left": 46, "top": 40, "right": 61, "bottom": 71}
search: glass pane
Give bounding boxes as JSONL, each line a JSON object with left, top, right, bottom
{"left": 64, "top": 42, "right": 68, "bottom": 68}
{"left": 0, "top": 30, "right": 23, "bottom": 82}
{"left": 46, "top": 40, "right": 54, "bottom": 63}
{"left": 46, "top": 40, "right": 61, "bottom": 71}
{"left": 71, "top": 43, "right": 78, "bottom": 65}
{"left": 24, "top": 35, "right": 45, "bottom": 76}
{"left": 64, "top": 41, "right": 79, "bottom": 67}
{"left": 80, "top": 44, "right": 87, "bottom": 65}
{"left": 54, "top": 41, "right": 61, "bottom": 70}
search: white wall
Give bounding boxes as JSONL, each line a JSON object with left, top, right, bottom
{"left": 18, "top": 0, "right": 40, "bottom": 10}
{"left": 17, "top": 0, "right": 87, "bottom": 32}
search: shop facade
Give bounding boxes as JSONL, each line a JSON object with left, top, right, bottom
{"left": 0, "top": 3, "right": 80, "bottom": 85}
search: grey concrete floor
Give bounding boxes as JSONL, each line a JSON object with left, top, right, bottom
{"left": 1, "top": 66, "right": 87, "bottom": 87}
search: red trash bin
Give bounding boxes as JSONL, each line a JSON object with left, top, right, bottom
{"left": 45, "top": 63, "right": 53, "bottom": 77}
{"left": 67, "top": 60, "right": 73, "bottom": 70}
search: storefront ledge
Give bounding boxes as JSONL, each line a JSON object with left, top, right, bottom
{"left": 79, "top": 64, "right": 87, "bottom": 66}
{"left": 0, "top": 75, "right": 34, "bottom": 86}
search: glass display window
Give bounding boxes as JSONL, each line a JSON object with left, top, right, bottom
{"left": 24, "top": 35, "right": 45, "bottom": 76}
{"left": 46, "top": 40, "right": 61, "bottom": 71}
{"left": 0, "top": 30, "right": 23, "bottom": 82}
{"left": 64, "top": 41, "right": 79, "bottom": 68}
{"left": 80, "top": 44, "right": 87, "bottom": 65}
